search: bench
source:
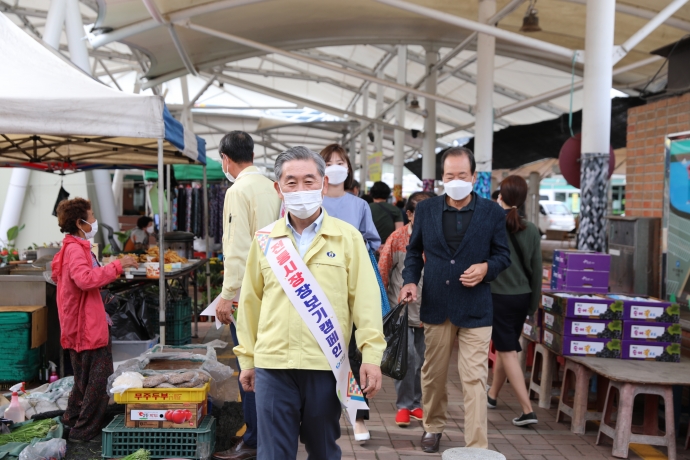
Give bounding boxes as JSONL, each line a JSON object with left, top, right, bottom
{"left": 565, "top": 356, "right": 690, "bottom": 459}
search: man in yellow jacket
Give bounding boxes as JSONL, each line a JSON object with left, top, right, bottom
{"left": 213, "top": 131, "right": 281, "bottom": 460}
{"left": 234, "top": 146, "right": 386, "bottom": 459}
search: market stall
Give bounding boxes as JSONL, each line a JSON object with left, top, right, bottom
{"left": 0, "top": 11, "right": 210, "bottom": 386}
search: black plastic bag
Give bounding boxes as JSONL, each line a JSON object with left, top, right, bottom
{"left": 108, "top": 290, "right": 152, "bottom": 341}
{"left": 354, "top": 301, "right": 408, "bottom": 380}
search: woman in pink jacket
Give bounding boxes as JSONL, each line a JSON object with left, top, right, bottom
{"left": 52, "top": 198, "right": 138, "bottom": 442}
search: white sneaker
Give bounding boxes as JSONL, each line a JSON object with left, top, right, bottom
{"left": 354, "top": 420, "right": 370, "bottom": 443}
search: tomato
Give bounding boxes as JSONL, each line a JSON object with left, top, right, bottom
{"left": 171, "top": 409, "right": 186, "bottom": 424}
{"left": 184, "top": 410, "right": 193, "bottom": 422}
{"left": 164, "top": 410, "right": 173, "bottom": 421}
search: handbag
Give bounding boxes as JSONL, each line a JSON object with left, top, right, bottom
{"left": 354, "top": 300, "right": 409, "bottom": 380}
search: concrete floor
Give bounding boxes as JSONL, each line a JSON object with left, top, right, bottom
{"left": 193, "top": 321, "right": 690, "bottom": 460}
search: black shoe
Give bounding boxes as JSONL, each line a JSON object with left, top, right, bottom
{"left": 512, "top": 412, "right": 538, "bottom": 427}
{"left": 487, "top": 389, "right": 497, "bottom": 409}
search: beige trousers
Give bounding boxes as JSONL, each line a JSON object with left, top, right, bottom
{"left": 421, "top": 320, "right": 492, "bottom": 449}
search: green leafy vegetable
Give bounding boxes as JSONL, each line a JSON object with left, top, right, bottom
{"left": 0, "top": 419, "right": 57, "bottom": 446}
{"left": 120, "top": 449, "right": 151, "bottom": 460}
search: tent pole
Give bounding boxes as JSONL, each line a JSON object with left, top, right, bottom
{"left": 158, "top": 138, "right": 166, "bottom": 345}
{"left": 166, "top": 164, "right": 172, "bottom": 231}
{"left": 202, "top": 165, "right": 210, "bottom": 338}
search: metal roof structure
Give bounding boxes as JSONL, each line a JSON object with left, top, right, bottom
{"left": 4, "top": 0, "right": 690, "bottom": 169}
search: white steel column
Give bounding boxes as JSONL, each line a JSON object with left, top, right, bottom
{"left": 579, "top": 0, "right": 616, "bottom": 252}
{"left": 474, "top": 0, "right": 496, "bottom": 198}
{"left": 112, "top": 170, "right": 125, "bottom": 215}
{"left": 360, "top": 88, "right": 369, "bottom": 193}
{"left": 349, "top": 123, "right": 358, "bottom": 169}
{"left": 393, "top": 45, "right": 407, "bottom": 201}
{"left": 42, "top": 0, "right": 66, "bottom": 48}
{"left": 0, "top": 169, "right": 31, "bottom": 249}
{"left": 375, "top": 68, "right": 385, "bottom": 185}
{"left": 422, "top": 47, "right": 438, "bottom": 192}
{"left": 65, "top": 0, "right": 89, "bottom": 73}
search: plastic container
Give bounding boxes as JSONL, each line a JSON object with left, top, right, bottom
{"left": 111, "top": 335, "right": 160, "bottom": 363}
{"left": 0, "top": 312, "right": 40, "bottom": 381}
{"left": 101, "top": 414, "right": 215, "bottom": 459}
{"left": 113, "top": 382, "right": 210, "bottom": 404}
{"left": 4, "top": 383, "right": 26, "bottom": 423}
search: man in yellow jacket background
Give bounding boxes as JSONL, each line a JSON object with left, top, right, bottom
{"left": 213, "top": 131, "right": 281, "bottom": 460}
{"left": 234, "top": 146, "right": 386, "bottom": 460}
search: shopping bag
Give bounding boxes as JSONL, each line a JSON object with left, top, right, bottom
{"left": 353, "top": 301, "right": 409, "bottom": 380}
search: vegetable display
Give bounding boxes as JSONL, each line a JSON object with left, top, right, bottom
{"left": 120, "top": 449, "right": 151, "bottom": 460}
{"left": 164, "top": 409, "right": 193, "bottom": 424}
{"left": 0, "top": 419, "right": 57, "bottom": 446}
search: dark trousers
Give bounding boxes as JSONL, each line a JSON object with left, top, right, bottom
{"left": 230, "top": 323, "right": 258, "bottom": 448}
{"left": 255, "top": 368, "right": 342, "bottom": 460}
{"left": 347, "top": 328, "right": 369, "bottom": 420}
{"left": 63, "top": 335, "right": 113, "bottom": 441}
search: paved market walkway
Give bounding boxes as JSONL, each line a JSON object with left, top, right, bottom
{"left": 193, "top": 321, "right": 689, "bottom": 460}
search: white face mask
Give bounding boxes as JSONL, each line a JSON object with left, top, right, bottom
{"left": 80, "top": 219, "right": 98, "bottom": 239}
{"left": 444, "top": 179, "right": 474, "bottom": 201}
{"left": 280, "top": 181, "right": 324, "bottom": 220}
{"left": 146, "top": 225, "right": 154, "bottom": 235}
{"left": 221, "top": 156, "right": 235, "bottom": 183}
{"left": 325, "top": 164, "right": 348, "bottom": 185}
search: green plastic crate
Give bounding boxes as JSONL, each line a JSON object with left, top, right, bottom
{"left": 147, "top": 297, "right": 192, "bottom": 323}
{"left": 165, "top": 318, "right": 191, "bottom": 342}
{"left": 102, "top": 414, "right": 215, "bottom": 459}
{"left": 0, "top": 312, "right": 40, "bottom": 382}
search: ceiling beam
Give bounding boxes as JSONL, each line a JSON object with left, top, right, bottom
{"left": 560, "top": 0, "right": 690, "bottom": 32}
{"left": 372, "top": 0, "right": 580, "bottom": 62}
{"left": 181, "top": 21, "right": 474, "bottom": 113}
{"left": 89, "top": 0, "right": 272, "bottom": 48}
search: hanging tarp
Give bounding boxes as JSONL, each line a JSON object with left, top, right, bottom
{"left": 144, "top": 157, "right": 224, "bottom": 181}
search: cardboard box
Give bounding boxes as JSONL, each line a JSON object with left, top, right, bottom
{"left": 551, "top": 269, "right": 609, "bottom": 291}
{"left": 125, "top": 402, "right": 205, "bottom": 428}
{"left": 623, "top": 322, "right": 681, "bottom": 343}
{"left": 553, "top": 250, "right": 611, "bottom": 272}
{"left": 605, "top": 295, "right": 678, "bottom": 323}
{"left": 0, "top": 306, "right": 47, "bottom": 348}
{"left": 542, "top": 292, "right": 619, "bottom": 319}
{"left": 521, "top": 322, "right": 540, "bottom": 342}
{"left": 563, "top": 318, "right": 622, "bottom": 339}
{"left": 621, "top": 341, "right": 680, "bottom": 362}
{"left": 543, "top": 329, "right": 621, "bottom": 357}
{"left": 525, "top": 309, "right": 542, "bottom": 328}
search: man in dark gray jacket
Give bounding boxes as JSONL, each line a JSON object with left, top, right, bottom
{"left": 400, "top": 147, "right": 511, "bottom": 453}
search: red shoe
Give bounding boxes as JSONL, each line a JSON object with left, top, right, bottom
{"left": 395, "top": 409, "right": 411, "bottom": 427}
{"left": 410, "top": 408, "right": 423, "bottom": 421}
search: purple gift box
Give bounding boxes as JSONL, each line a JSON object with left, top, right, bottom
{"left": 553, "top": 250, "right": 611, "bottom": 272}
{"left": 552, "top": 269, "right": 609, "bottom": 290}
{"left": 621, "top": 340, "right": 680, "bottom": 362}
{"left": 605, "top": 294, "right": 677, "bottom": 323}
{"left": 622, "top": 322, "right": 681, "bottom": 342}
{"left": 563, "top": 318, "right": 622, "bottom": 339}
{"left": 543, "top": 329, "right": 620, "bottom": 357}
{"left": 542, "top": 291, "right": 618, "bottom": 319}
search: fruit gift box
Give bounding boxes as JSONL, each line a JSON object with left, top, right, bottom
{"left": 564, "top": 318, "right": 622, "bottom": 339}
{"left": 621, "top": 341, "right": 681, "bottom": 362}
{"left": 542, "top": 292, "right": 619, "bottom": 319}
{"left": 623, "top": 322, "right": 681, "bottom": 343}
{"left": 543, "top": 329, "right": 621, "bottom": 358}
{"left": 605, "top": 294, "right": 679, "bottom": 323}
{"left": 522, "top": 322, "right": 540, "bottom": 342}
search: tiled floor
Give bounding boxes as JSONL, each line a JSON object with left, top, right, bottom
{"left": 195, "top": 321, "right": 689, "bottom": 460}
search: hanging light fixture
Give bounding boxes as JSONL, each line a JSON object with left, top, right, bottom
{"left": 408, "top": 98, "right": 420, "bottom": 110}
{"left": 520, "top": 0, "right": 541, "bottom": 33}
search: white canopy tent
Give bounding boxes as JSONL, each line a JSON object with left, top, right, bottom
{"left": 0, "top": 11, "right": 189, "bottom": 345}
{"left": 0, "top": 12, "right": 163, "bottom": 139}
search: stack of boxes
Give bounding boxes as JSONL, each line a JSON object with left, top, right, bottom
{"left": 541, "top": 292, "right": 623, "bottom": 358}
{"left": 612, "top": 295, "right": 682, "bottom": 363}
{"left": 526, "top": 249, "right": 682, "bottom": 362}
{"left": 550, "top": 250, "right": 611, "bottom": 294}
